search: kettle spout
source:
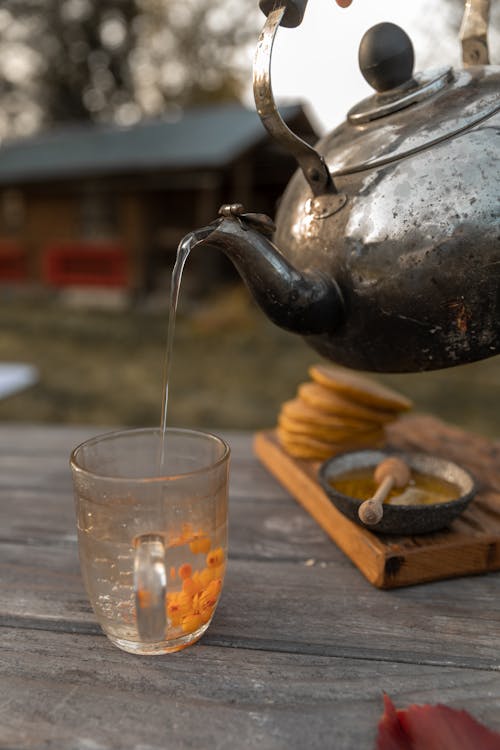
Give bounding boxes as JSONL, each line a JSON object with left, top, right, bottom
{"left": 194, "top": 205, "right": 344, "bottom": 336}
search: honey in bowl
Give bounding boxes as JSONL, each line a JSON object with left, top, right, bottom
{"left": 330, "top": 467, "right": 460, "bottom": 506}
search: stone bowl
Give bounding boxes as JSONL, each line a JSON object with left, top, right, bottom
{"left": 318, "top": 449, "right": 476, "bottom": 535}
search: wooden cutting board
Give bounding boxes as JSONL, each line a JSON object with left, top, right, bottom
{"left": 254, "top": 414, "right": 500, "bottom": 589}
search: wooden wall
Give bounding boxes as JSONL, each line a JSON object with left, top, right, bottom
{"left": 0, "top": 132, "right": 306, "bottom": 292}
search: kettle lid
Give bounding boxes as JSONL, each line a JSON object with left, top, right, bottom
{"left": 348, "top": 22, "right": 454, "bottom": 124}
{"left": 326, "top": 22, "right": 500, "bottom": 177}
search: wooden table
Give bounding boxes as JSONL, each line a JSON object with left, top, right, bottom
{"left": 1, "top": 423, "right": 500, "bottom": 749}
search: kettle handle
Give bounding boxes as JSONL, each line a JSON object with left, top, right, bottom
{"left": 254, "top": 3, "right": 336, "bottom": 197}
{"left": 254, "top": 0, "right": 492, "bottom": 196}
{"left": 460, "top": 0, "right": 490, "bottom": 65}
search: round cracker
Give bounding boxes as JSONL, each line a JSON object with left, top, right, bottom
{"left": 277, "top": 425, "right": 385, "bottom": 461}
{"left": 278, "top": 413, "right": 381, "bottom": 443}
{"left": 309, "top": 364, "right": 412, "bottom": 412}
{"left": 282, "top": 398, "right": 377, "bottom": 432}
{"left": 277, "top": 428, "right": 343, "bottom": 460}
{"left": 298, "top": 382, "right": 396, "bottom": 424}
{"left": 277, "top": 439, "right": 338, "bottom": 461}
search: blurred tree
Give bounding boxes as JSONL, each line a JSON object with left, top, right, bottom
{"left": 133, "top": 0, "right": 259, "bottom": 117}
{"left": 0, "top": 0, "right": 259, "bottom": 140}
{"left": 41, "top": 0, "right": 139, "bottom": 126}
{"left": 0, "top": 0, "right": 140, "bottom": 138}
{"left": 0, "top": 2, "right": 43, "bottom": 139}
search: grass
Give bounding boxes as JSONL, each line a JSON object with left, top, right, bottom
{"left": 0, "top": 286, "right": 499, "bottom": 438}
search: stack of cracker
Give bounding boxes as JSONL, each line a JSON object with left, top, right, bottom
{"left": 277, "top": 364, "right": 413, "bottom": 461}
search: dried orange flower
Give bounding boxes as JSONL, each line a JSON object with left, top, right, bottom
{"left": 199, "top": 591, "right": 216, "bottom": 615}
{"left": 205, "top": 578, "right": 222, "bottom": 597}
{"left": 213, "top": 563, "right": 225, "bottom": 579}
{"left": 200, "top": 608, "right": 212, "bottom": 625}
{"left": 200, "top": 567, "right": 214, "bottom": 587}
{"left": 206, "top": 547, "right": 225, "bottom": 569}
{"left": 181, "top": 612, "right": 203, "bottom": 634}
{"left": 182, "top": 577, "right": 202, "bottom": 597}
{"left": 178, "top": 563, "right": 192, "bottom": 580}
{"left": 198, "top": 579, "right": 221, "bottom": 617}
{"left": 167, "top": 600, "right": 183, "bottom": 627}
{"left": 177, "top": 591, "right": 194, "bottom": 615}
{"left": 190, "top": 535, "right": 212, "bottom": 555}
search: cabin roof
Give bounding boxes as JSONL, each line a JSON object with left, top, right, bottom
{"left": 0, "top": 103, "right": 313, "bottom": 185}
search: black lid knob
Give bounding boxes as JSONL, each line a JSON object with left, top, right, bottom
{"left": 359, "top": 22, "right": 414, "bottom": 93}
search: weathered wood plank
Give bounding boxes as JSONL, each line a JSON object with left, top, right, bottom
{"left": 214, "top": 559, "right": 500, "bottom": 671}
{"left": 0, "top": 478, "right": 291, "bottom": 555}
{"left": 0, "top": 427, "right": 290, "bottom": 506}
{"left": 1, "top": 626, "right": 500, "bottom": 750}
{"left": 1, "top": 421, "right": 500, "bottom": 670}
{"left": 0, "top": 424, "right": 103, "bottom": 456}
{"left": 0, "top": 488, "right": 76, "bottom": 545}
{"left": 2, "top": 540, "right": 500, "bottom": 671}
{"left": 0, "top": 424, "right": 256, "bottom": 461}
{"left": 0, "top": 486, "right": 331, "bottom": 559}
{"left": 0, "top": 429, "right": 301, "bottom": 555}
{"left": 1, "top": 423, "right": 500, "bottom": 750}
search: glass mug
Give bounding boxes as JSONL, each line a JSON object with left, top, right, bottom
{"left": 70, "top": 427, "right": 230, "bottom": 655}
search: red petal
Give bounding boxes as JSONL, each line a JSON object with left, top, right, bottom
{"left": 376, "top": 695, "right": 500, "bottom": 750}
{"left": 376, "top": 695, "right": 412, "bottom": 750}
{"left": 398, "top": 703, "right": 500, "bottom": 750}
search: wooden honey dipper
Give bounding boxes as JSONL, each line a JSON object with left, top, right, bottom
{"left": 358, "top": 457, "right": 411, "bottom": 526}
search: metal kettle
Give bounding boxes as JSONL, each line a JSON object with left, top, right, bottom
{"left": 194, "top": 0, "right": 499, "bottom": 372}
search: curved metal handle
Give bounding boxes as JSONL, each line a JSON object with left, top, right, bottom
{"left": 134, "top": 533, "right": 167, "bottom": 643}
{"left": 460, "top": 0, "right": 490, "bottom": 65}
{"left": 259, "top": 0, "right": 309, "bottom": 28}
{"left": 253, "top": 5, "right": 335, "bottom": 196}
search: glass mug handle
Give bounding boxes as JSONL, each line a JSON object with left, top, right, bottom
{"left": 134, "top": 533, "right": 167, "bottom": 642}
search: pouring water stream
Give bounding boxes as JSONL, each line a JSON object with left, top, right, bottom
{"left": 158, "top": 226, "right": 214, "bottom": 472}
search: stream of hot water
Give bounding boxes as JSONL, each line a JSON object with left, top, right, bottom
{"left": 158, "top": 227, "right": 213, "bottom": 470}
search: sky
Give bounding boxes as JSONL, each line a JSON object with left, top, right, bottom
{"left": 245, "top": 0, "right": 467, "bottom": 133}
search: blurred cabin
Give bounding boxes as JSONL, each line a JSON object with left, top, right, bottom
{"left": 0, "top": 103, "right": 318, "bottom": 296}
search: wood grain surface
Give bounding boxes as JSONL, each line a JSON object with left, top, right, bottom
{"left": 1, "top": 422, "right": 500, "bottom": 750}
